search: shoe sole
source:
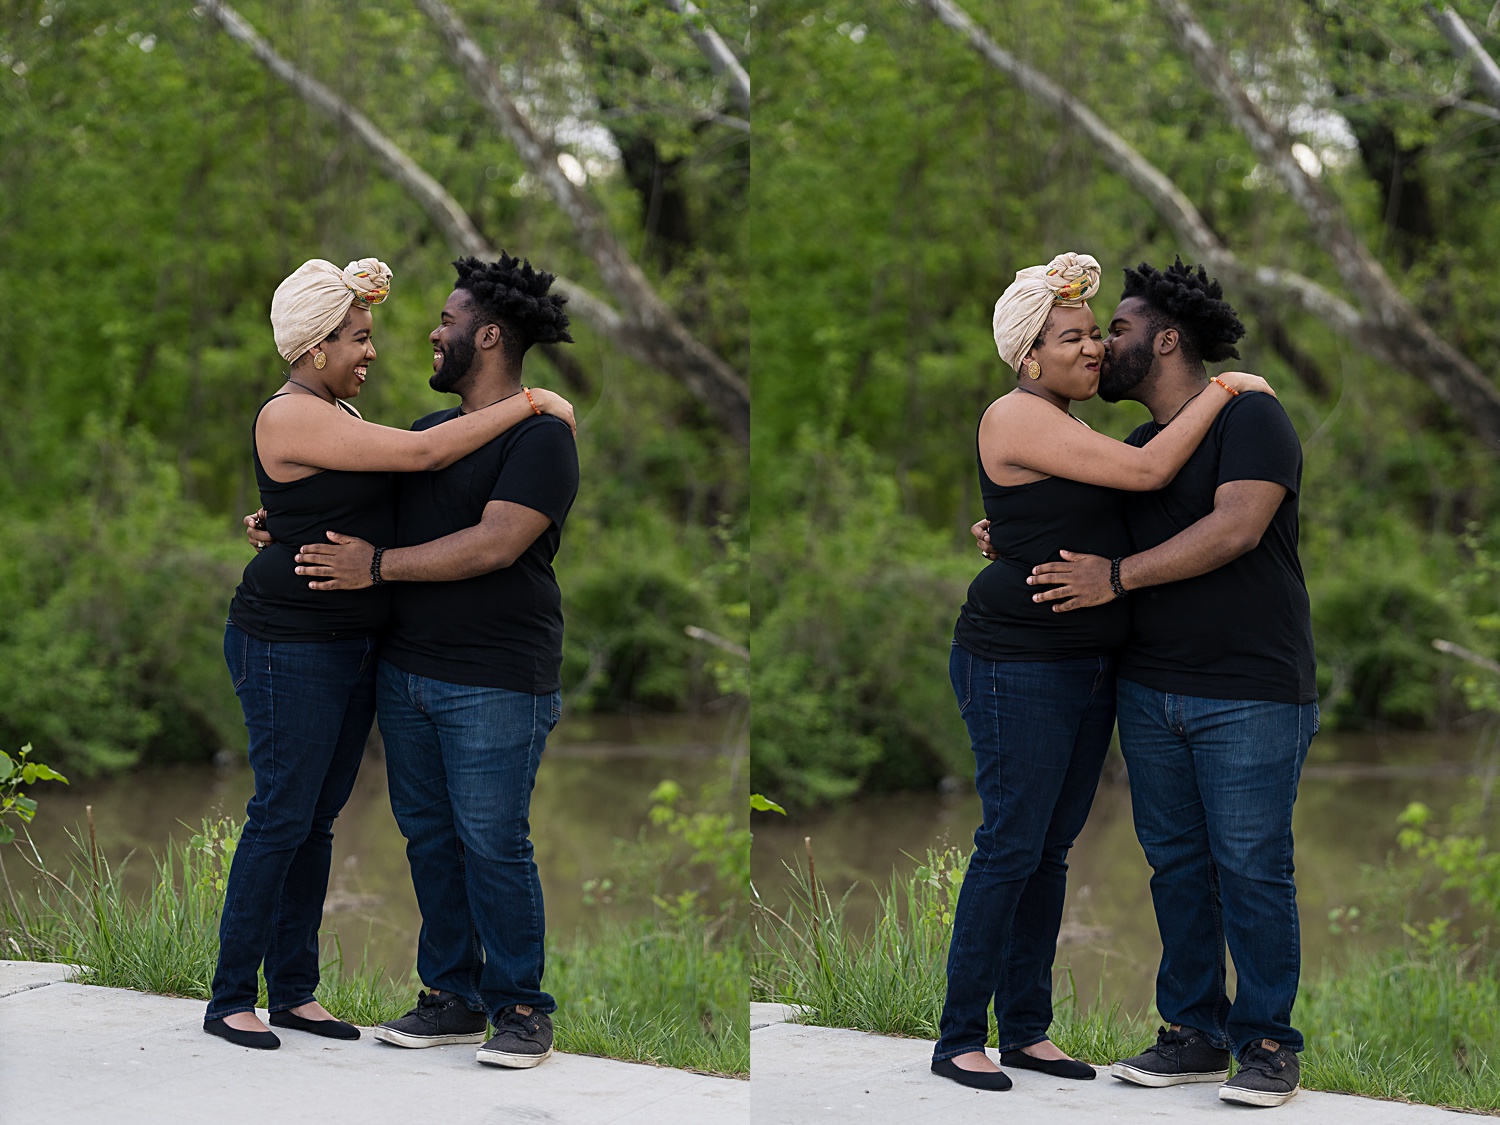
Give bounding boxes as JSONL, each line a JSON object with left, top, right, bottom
{"left": 477, "top": 1046, "right": 554, "bottom": 1069}
{"left": 1219, "top": 1084, "right": 1298, "bottom": 1107}
{"left": 1111, "top": 1062, "right": 1230, "bottom": 1087}
{"left": 372, "top": 1027, "right": 488, "bottom": 1049}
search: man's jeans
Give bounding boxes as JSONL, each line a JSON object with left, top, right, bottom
{"left": 207, "top": 623, "right": 376, "bottom": 1021}
{"left": 1116, "top": 677, "right": 1318, "bottom": 1055}
{"left": 377, "top": 660, "right": 560, "bottom": 1020}
{"left": 934, "top": 645, "right": 1116, "bottom": 1061}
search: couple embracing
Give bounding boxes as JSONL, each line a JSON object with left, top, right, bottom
{"left": 932, "top": 253, "right": 1317, "bottom": 1109}
{"left": 202, "top": 252, "right": 578, "bottom": 1070}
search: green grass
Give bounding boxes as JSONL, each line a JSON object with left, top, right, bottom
{"left": 753, "top": 848, "right": 1500, "bottom": 1112}
{"left": 0, "top": 822, "right": 747, "bottom": 1077}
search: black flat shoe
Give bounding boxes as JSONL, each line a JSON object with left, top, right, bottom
{"left": 203, "top": 1018, "right": 280, "bottom": 1050}
{"left": 1000, "top": 1049, "right": 1097, "bottom": 1080}
{"left": 931, "top": 1055, "right": 1013, "bottom": 1090}
{"left": 270, "top": 1010, "right": 361, "bottom": 1040}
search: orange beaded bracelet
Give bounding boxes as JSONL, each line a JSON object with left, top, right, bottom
{"left": 1212, "top": 375, "right": 1239, "bottom": 396}
{"left": 523, "top": 386, "right": 543, "bottom": 415}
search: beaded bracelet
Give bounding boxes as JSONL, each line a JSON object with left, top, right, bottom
{"left": 1212, "top": 375, "right": 1239, "bottom": 396}
{"left": 371, "top": 546, "right": 386, "bottom": 586}
{"left": 1110, "top": 556, "right": 1128, "bottom": 598}
{"left": 523, "top": 386, "right": 543, "bottom": 416}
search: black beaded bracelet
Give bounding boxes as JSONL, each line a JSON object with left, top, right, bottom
{"left": 371, "top": 546, "right": 386, "bottom": 586}
{"left": 1109, "top": 556, "right": 1128, "bottom": 598}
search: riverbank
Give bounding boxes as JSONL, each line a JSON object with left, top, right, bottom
{"left": 749, "top": 1003, "right": 1478, "bottom": 1124}
{"left": 752, "top": 847, "right": 1500, "bottom": 1112}
{"left": 0, "top": 962, "right": 746, "bottom": 1125}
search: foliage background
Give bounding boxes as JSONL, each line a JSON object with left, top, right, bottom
{"left": 0, "top": 0, "right": 749, "bottom": 776}
{"left": 750, "top": 0, "right": 1500, "bottom": 806}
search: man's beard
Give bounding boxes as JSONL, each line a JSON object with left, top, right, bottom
{"left": 429, "top": 333, "right": 477, "bottom": 394}
{"left": 1097, "top": 337, "right": 1155, "bottom": 403}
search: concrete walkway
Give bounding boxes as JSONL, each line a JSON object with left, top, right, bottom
{"left": 750, "top": 1003, "right": 1479, "bottom": 1124}
{"left": 0, "top": 962, "right": 747, "bottom": 1125}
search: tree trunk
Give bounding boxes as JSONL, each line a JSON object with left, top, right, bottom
{"left": 414, "top": 0, "right": 748, "bottom": 444}
{"left": 204, "top": 0, "right": 748, "bottom": 445}
{"left": 918, "top": 0, "right": 1500, "bottom": 448}
{"left": 1155, "top": 0, "right": 1500, "bottom": 447}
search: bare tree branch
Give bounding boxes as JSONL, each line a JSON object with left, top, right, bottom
{"left": 1428, "top": 3, "right": 1500, "bottom": 106}
{"left": 918, "top": 0, "right": 1500, "bottom": 446}
{"left": 415, "top": 0, "right": 748, "bottom": 444}
{"left": 917, "top": 2, "right": 1368, "bottom": 344}
{"left": 1156, "top": 0, "right": 1500, "bottom": 446}
{"left": 203, "top": 0, "right": 747, "bottom": 444}
{"left": 663, "top": 0, "right": 751, "bottom": 118}
{"left": 201, "top": 2, "right": 621, "bottom": 332}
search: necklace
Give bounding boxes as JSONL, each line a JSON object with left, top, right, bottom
{"left": 1161, "top": 387, "right": 1206, "bottom": 426}
{"left": 458, "top": 388, "right": 524, "bottom": 415}
{"left": 282, "top": 375, "right": 336, "bottom": 405}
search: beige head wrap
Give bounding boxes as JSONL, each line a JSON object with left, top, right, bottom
{"left": 270, "top": 258, "right": 393, "bottom": 364}
{"left": 991, "top": 252, "right": 1102, "bottom": 372}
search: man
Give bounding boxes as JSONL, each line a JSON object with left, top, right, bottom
{"left": 987, "top": 258, "right": 1317, "bottom": 1107}
{"left": 253, "top": 253, "right": 579, "bottom": 1068}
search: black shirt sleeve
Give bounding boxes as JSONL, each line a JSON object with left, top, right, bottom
{"left": 1216, "top": 392, "right": 1301, "bottom": 498}
{"left": 487, "top": 416, "right": 579, "bottom": 528}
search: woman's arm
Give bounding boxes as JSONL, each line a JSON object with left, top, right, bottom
{"left": 256, "top": 388, "right": 575, "bottom": 477}
{"left": 984, "top": 373, "right": 1272, "bottom": 492}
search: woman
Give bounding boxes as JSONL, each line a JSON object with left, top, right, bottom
{"left": 204, "top": 258, "right": 575, "bottom": 1050}
{"left": 930, "top": 252, "right": 1272, "bottom": 1090}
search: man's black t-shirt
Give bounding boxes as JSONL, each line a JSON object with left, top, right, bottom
{"left": 382, "top": 410, "right": 579, "bottom": 693}
{"left": 1121, "top": 391, "right": 1316, "bottom": 704}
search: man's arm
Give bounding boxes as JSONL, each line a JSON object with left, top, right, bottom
{"left": 1026, "top": 479, "right": 1288, "bottom": 612}
{"left": 293, "top": 501, "right": 551, "bottom": 590}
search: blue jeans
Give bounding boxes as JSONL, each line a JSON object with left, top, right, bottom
{"left": 1116, "top": 678, "right": 1318, "bottom": 1055}
{"left": 933, "top": 645, "right": 1116, "bottom": 1061}
{"left": 377, "top": 660, "right": 560, "bottom": 1019}
{"left": 207, "top": 623, "right": 376, "bottom": 1020}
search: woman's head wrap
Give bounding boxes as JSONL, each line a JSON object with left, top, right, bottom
{"left": 270, "top": 258, "right": 392, "bottom": 364}
{"left": 991, "top": 252, "right": 1102, "bottom": 372}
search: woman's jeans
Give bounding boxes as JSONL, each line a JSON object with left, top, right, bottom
{"left": 1116, "top": 678, "right": 1318, "bottom": 1055}
{"left": 933, "top": 645, "right": 1116, "bottom": 1061}
{"left": 377, "top": 660, "right": 561, "bottom": 1020}
{"left": 206, "top": 622, "right": 376, "bottom": 1021}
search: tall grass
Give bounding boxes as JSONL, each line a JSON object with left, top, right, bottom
{"left": 0, "top": 821, "right": 747, "bottom": 1077}
{"left": 753, "top": 847, "right": 1500, "bottom": 1111}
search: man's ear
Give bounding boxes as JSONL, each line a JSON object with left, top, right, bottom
{"left": 475, "top": 322, "right": 503, "bottom": 351}
{"left": 1155, "top": 326, "right": 1180, "bottom": 356}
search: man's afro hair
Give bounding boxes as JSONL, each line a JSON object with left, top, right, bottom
{"left": 452, "top": 252, "right": 573, "bottom": 359}
{"left": 1121, "top": 257, "right": 1245, "bottom": 364}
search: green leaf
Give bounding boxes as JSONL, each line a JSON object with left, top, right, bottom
{"left": 0, "top": 823, "right": 12, "bottom": 846}
{"left": 0, "top": 751, "right": 13, "bottom": 784}
{"left": 750, "top": 793, "right": 787, "bottom": 815}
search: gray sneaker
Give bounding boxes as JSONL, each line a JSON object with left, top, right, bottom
{"left": 1111, "top": 1024, "right": 1231, "bottom": 1086}
{"left": 1219, "top": 1039, "right": 1300, "bottom": 1107}
{"left": 373, "top": 990, "right": 488, "bottom": 1048}
{"left": 476, "top": 1004, "right": 554, "bottom": 1068}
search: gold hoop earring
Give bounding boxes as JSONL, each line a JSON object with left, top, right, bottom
{"left": 1025, "top": 360, "right": 1041, "bottom": 380}
{"left": 313, "top": 352, "right": 327, "bottom": 370}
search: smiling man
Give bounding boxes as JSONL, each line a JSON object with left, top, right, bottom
{"left": 288, "top": 253, "right": 580, "bottom": 1069}
{"left": 1025, "top": 258, "right": 1317, "bottom": 1108}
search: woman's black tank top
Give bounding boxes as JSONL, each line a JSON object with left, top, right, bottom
{"left": 228, "top": 394, "right": 395, "bottom": 642}
{"left": 954, "top": 442, "right": 1132, "bottom": 661}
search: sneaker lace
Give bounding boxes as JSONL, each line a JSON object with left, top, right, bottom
{"left": 1237, "top": 1044, "right": 1287, "bottom": 1079}
{"left": 1154, "top": 1025, "right": 1194, "bottom": 1060}
{"left": 496, "top": 1007, "right": 539, "bottom": 1037}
